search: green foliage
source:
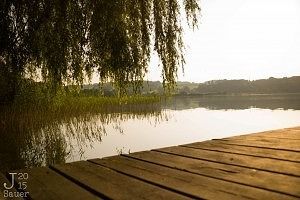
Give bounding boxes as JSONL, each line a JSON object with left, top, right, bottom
{"left": 0, "top": 0, "right": 200, "bottom": 101}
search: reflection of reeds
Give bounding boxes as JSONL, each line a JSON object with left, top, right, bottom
{"left": 0, "top": 96, "right": 167, "bottom": 172}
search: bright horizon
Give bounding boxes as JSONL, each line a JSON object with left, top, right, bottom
{"left": 145, "top": 0, "right": 300, "bottom": 83}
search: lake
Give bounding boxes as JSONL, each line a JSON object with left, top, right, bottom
{"left": 1, "top": 93, "right": 300, "bottom": 172}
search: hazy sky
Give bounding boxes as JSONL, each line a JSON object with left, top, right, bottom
{"left": 147, "top": 0, "right": 300, "bottom": 83}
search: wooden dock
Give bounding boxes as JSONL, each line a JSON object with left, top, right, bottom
{"left": 1, "top": 127, "right": 300, "bottom": 199}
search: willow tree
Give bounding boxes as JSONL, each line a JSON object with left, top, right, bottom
{"left": 0, "top": 0, "right": 200, "bottom": 101}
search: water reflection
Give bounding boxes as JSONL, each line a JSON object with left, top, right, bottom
{"left": 0, "top": 103, "right": 166, "bottom": 172}
{"left": 166, "top": 94, "right": 300, "bottom": 110}
{"left": 1, "top": 94, "right": 300, "bottom": 172}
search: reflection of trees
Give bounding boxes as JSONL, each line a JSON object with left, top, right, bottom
{"left": 0, "top": 103, "right": 167, "bottom": 172}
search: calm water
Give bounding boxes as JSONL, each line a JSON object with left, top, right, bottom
{"left": 1, "top": 94, "right": 300, "bottom": 171}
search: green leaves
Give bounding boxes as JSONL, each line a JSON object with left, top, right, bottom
{"left": 0, "top": 0, "right": 200, "bottom": 98}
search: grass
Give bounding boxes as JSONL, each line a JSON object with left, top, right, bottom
{"left": 52, "top": 95, "right": 162, "bottom": 114}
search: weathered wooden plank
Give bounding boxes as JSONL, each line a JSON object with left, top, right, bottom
{"left": 229, "top": 135, "right": 300, "bottom": 141}
{"left": 183, "top": 140, "right": 300, "bottom": 162}
{"left": 9, "top": 167, "right": 100, "bottom": 200}
{"left": 89, "top": 155, "right": 297, "bottom": 200}
{"left": 156, "top": 146, "right": 300, "bottom": 176}
{"left": 126, "top": 150, "right": 300, "bottom": 198}
{"left": 216, "top": 137, "right": 300, "bottom": 151}
{"left": 0, "top": 173, "right": 22, "bottom": 200}
{"left": 51, "top": 161, "right": 191, "bottom": 200}
{"left": 226, "top": 134, "right": 300, "bottom": 141}
{"left": 228, "top": 128, "right": 300, "bottom": 140}
{"left": 258, "top": 127, "right": 300, "bottom": 136}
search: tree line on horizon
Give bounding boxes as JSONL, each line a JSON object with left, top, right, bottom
{"left": 80, "top": 76, "right": 300, "bottom": 96}
{"left": 189, "top": 76, "right": 300, "bottom": 95}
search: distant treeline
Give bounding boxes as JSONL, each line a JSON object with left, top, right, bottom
{"left": 82, "top": 76, "right": 300, "bottom": 96}
{"left": 188, "top": 76, "right": 300, "bottom": 95}
{"left": 2, "top": 76, "right": 299, "bottom": 103}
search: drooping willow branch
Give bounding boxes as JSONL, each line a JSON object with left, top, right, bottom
{"left": 0, "top": 0, "right": 200, "bottom": 98}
